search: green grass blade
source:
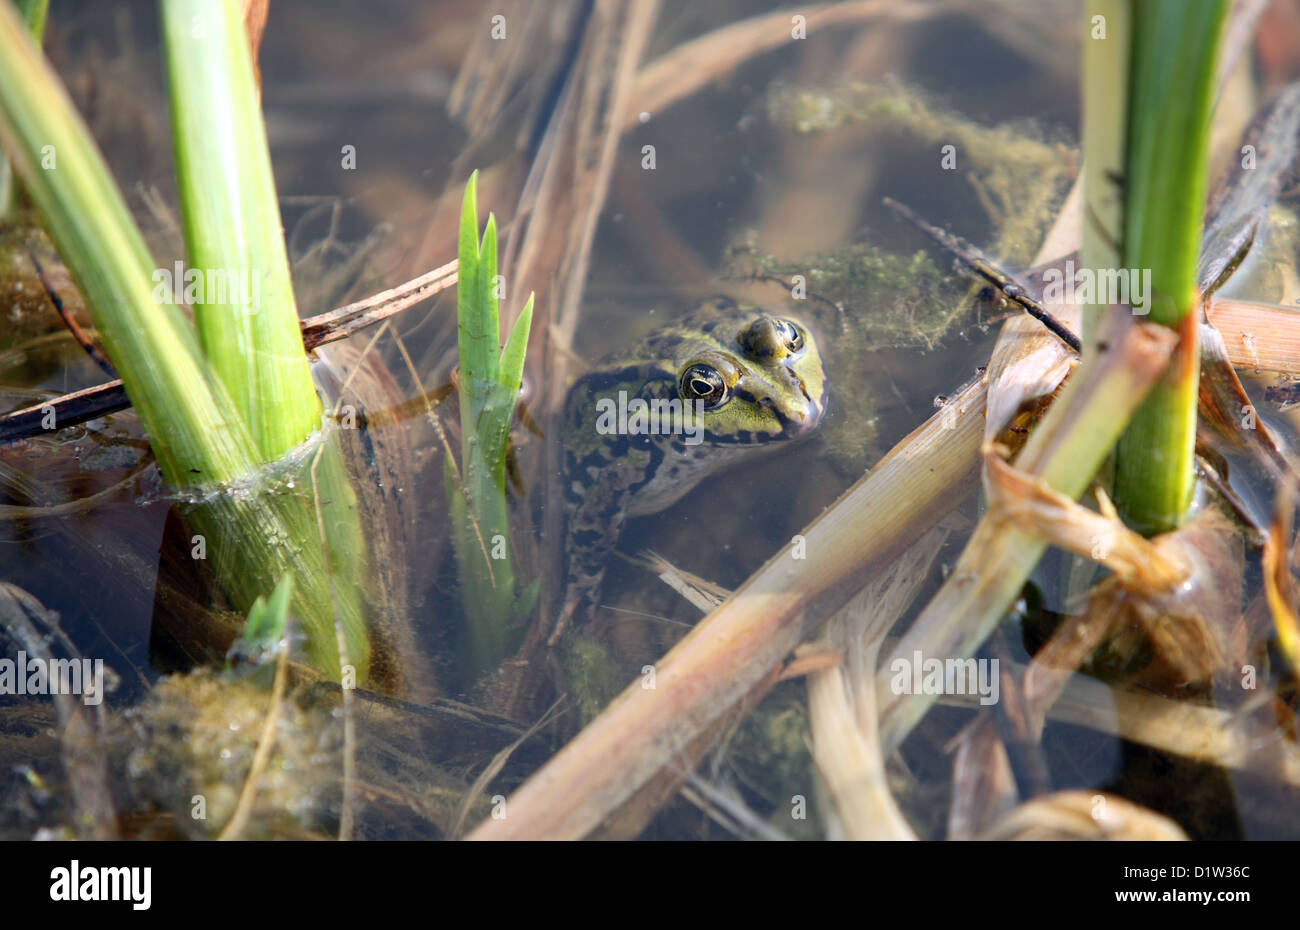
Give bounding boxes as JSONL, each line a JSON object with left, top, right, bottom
{"left": 161, "top": 0, "right": 322, "bottom": 459}
{"left": 238, "top": 572, "right": 294, "bottom": 659}
{"left": 1081, "top": 0, "right": 1129, "bottom": 343}
{"left": 457, "top": 172, "right": 500, "bottom": 433}
{"left": 479, "top": 214, "right": 500, "bottom": 382}
{"left": 16, "top": 0, "right": 44, "bottom": 35}
{"left": 0, "top": 1, "right": 260, "bottom": 486}
{"left": 447, "top": 175, "right": 534, "bottom": 678}
{"left": 499, "top": 294, "right": 534, "bottom": 397}
{"left": 0, "top": 3, "right": 367, "bottom": 682}
{"left": 480, "top": 292, "right": 534, "bottom": 485}
{"left": 1, "top": 1, "right": 50, "bottom": 218}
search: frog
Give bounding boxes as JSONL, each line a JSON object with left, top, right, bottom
{"left": 554, "top": 296, "right": 828, "bottom": 640}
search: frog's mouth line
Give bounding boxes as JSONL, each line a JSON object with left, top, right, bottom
{"left": 776, "top": 374, "right": 826, "bottom": 439}
{"left": 788, "top": 393, "right": 826, "bottom": 439}
{"left": 704, "top": 385, "right": 826, "bottom": 444}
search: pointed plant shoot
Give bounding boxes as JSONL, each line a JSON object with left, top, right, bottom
{"left": 234, "top": 573, "right": 294, "bottom": 665}
{"left": 449, "top": 171, "right": 537, "bottom": 677}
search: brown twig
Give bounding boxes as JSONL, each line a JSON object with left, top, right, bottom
{"left": 299, "top": 258, "right": 458, "bottom": 351}
{"left": 882, "top": 197, "right": 1082, "bottom": 352}
{"left": 0, "top": 261, "right": 457, "bottom": 444}
{"left": 28, "top": 253, "right": 116, "bottom": 377}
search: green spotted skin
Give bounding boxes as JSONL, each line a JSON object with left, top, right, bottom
{"left": 556, "top": 297, "right": 827, "bottom": 636}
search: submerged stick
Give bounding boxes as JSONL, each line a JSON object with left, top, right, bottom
{"left": 882, "top": 197, "right": 1082, "bottom": 352}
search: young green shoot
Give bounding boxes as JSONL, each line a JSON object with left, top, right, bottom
{"left": 448, "top": 171, "right": 538, "bottom": 678}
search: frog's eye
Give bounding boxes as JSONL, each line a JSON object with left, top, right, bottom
{"left": 679, "top": 363, "right": 729, "bottom": 410}
{"left": 775, "top": 318, "right": 804, "bottom": 352}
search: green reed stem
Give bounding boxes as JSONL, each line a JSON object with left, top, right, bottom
{"left": 1110, "top": 0, "right": 1226, "bottom": 535}
{"left": 162, "top": 0, "right": 322, "bottom": 459}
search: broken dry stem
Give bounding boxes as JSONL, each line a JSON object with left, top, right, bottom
{"left": 467, "top": 369, "right": 987, "bottom": 839}
{"left": 940, "top": 668, "right": 1300, "bottom": 786}
{"left": 807, "top": 525, "right": 950, "bottom": 840}
{"left": 876, "top": 305, "right": 1180, "bottom": 752}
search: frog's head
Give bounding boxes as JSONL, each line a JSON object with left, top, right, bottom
{"left": 675, "top": 306, "right": 827, "bottom": 446}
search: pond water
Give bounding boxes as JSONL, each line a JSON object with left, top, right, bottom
{"left": 2, "top": 0, "right": 1298, "bottom": 841}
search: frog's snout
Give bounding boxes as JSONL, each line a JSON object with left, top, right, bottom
{"left": 763, "top": 386, "right": 824, "bottom": 438}
{"left": 790, "top": 392, "right": 825, "bottom": 436}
